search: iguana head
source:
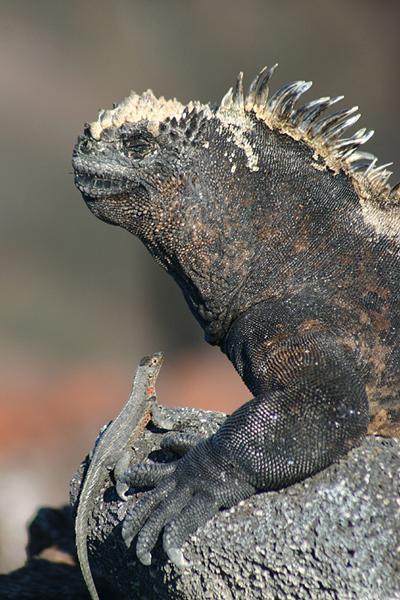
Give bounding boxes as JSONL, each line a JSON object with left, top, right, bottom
{"left": 73, "top": 91, "right": 200, "bottom": 226}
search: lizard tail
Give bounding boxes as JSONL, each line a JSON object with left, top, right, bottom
{"left": 75, "top": 479, "right": 100, "bottom": 600}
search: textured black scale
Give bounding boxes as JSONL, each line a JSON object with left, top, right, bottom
{"left": 72, "top": 66, "right": 400, "bottom": 567}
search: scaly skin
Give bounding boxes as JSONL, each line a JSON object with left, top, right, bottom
{"left": 75, "top": 353, "right": 163, "bottom": 600}
{"left": 72, "top": 66, "right": 400, "bottom": 567}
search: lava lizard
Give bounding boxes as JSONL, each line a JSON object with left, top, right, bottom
{"left": 74, "top": 352, "right": 164, "bottom": 600}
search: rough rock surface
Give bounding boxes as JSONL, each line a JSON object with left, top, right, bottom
{"left": 70, "top": 405, "right": 400, "bottom": 600}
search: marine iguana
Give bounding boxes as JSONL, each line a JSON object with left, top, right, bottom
{"left": 72, "top": 65, "right": 400, "bottom": 570}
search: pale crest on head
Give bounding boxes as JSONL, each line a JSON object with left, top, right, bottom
{"left": 89, "top": 91, "right": 208, "bottom": 140}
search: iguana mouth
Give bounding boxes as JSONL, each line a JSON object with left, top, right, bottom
{"left": 74, "top": 172, "right": 131, "bottom": 199}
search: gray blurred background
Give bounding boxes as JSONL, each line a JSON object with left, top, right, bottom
{"left": 1, "top": 0, "right": 399, "bottom": 571}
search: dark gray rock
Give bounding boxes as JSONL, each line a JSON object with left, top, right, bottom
{"left": 0, "top": 506, "right": 119, "bottom": 600}
{"left": 70, "top": 405, "right": 400, "bottom": 600}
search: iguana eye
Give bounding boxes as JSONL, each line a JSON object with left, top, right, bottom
{"left": 79, "top": 138, "right": 93, "bottom": 154}
{"left": 122, "top": 134, "right": 155, "bottom": 159}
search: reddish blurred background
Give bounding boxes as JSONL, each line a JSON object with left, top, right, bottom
{"left": 1, "top": 0, "right": 400, "bottom": 572}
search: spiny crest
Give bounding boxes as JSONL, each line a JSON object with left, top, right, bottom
{"left": 89, "top": 90, "right": 209, "bottom": 141}
{"left": 219, "top": 65, "right": 399, "bottom": 204}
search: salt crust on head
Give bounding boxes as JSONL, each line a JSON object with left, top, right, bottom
{"left": 89, "top": 90, "right": 206, "bottom": 140}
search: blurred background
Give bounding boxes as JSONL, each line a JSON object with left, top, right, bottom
{"left": 1, "top": 0, "right": 399, "bottom": 572}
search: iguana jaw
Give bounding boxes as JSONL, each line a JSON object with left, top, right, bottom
{"left": 72, "top": 128, "right": 152, "bottom": 226}
{"left": 73, "top": 151, "right": 152, "bottom": 229}
{"left": 74, "top": 170, "right": 138, "bottom": 200}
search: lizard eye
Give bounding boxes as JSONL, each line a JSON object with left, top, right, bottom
{"left": 122, "top": 134, "right": 156, "bottom": 159}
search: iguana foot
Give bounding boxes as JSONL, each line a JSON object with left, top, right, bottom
{"left": 118, "top": 436, "right": 257, "bottom": 567}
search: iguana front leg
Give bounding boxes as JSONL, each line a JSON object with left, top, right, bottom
{"left": 118, "top": 332, "right": 369, "bottom": 568}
